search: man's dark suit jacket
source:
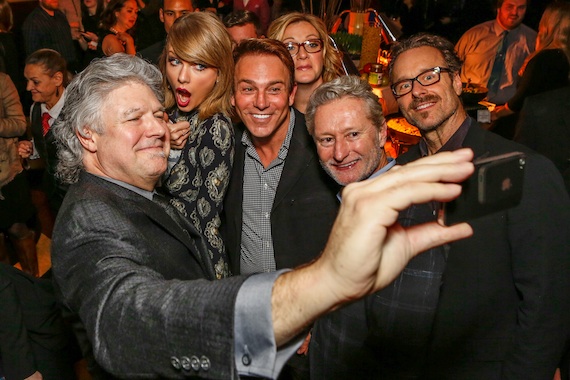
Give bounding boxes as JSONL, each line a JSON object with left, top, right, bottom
{"left": 30, "top": 102, "right": 67, "bottom": 212}
{"left": 222, "top": 109, "right": 340, "bottom": 274}
{"left": 0, "top": 264, "right": 78, "bottom": 380}
{"left": 515, "top": 85, "right": 570, "bottom": 194}
{"left": 138, "top": 39, "right": 166, "bottom": 66}
{"left": 311, "top": 122, "right": 570, "bottom": 379}
{"left": 395, "top": 123, "right": 570, "bottom": 378}
{"left": 51, "top": 172, "right": 247, "bottom": 379}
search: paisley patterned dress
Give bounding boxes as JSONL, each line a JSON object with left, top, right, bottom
{"left": 164, "top": 110, "right": 234, "bottom": 279}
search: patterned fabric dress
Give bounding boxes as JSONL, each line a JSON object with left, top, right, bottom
{"left": 164, "top": 110, "right": 234, "bottom": 279}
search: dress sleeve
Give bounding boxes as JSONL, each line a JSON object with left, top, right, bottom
{"left": 507, "top": 49, "right": 570, "bottom": 112}
{"left": 0, "top": 74, "right": 27, "bottom": 138}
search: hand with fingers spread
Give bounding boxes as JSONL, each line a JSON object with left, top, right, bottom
{"left": 271, "top": 148, "right": 475, "bottom": 346}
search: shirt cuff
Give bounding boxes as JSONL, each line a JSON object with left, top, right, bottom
{"left": 234, "top": 269, "right": 304, "bottom": 379}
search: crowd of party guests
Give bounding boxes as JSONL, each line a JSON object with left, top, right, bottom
{"left": 1, "top": 0, "right": 570, "bottom": 378}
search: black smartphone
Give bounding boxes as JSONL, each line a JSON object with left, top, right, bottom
{"left": 440, "top": 151, "right": 526, "bottom": 225}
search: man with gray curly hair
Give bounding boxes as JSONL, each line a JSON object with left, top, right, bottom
{"left": 49, "top": 53, "right": 477, "bottom": 379}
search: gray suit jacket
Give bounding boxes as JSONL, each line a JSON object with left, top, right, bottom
{"left": 51, "top": 172, "right": 247, "bottom": 379}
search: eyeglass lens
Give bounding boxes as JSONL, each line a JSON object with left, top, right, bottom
{"left": 392, "top": 67, "right": 446, "bottom": 97}
{"left": 284, "top": 39, "right": 323, "bottom": 56}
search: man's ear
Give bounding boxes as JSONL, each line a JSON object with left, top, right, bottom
{"left": 379, "top": 120, "right": 388, "bottom": 147}
{"left": 289, "top": 83, "right": 298, "bottom": 106}
{"left": 453, "top": 72, "right": 463, "bottom": 96}
{"left": 77, "top": 127, "right": 98, "bottom": 153}
{"left": 159, "top": 8, "right": 164, "bottom": 23}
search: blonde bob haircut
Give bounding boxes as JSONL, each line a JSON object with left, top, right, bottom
{"left": 160, "top": 12, "right": 234, "bottom": 120}
{"left": 267, "top": 12, "right": 344, "bottom": 83}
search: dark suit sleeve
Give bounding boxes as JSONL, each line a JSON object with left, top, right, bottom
{"left": 513, "top": 97, "right": 538, "bottom": 149}
{"left": 0, "top": 265, "right": 37, "bottom": 380}
{"left": 51, "top": 196, "right": 245, "bottom": 379}
{"left": 503, "top": 154, "right": 570, "bottom": 378}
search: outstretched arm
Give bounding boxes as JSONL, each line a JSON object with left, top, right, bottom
{"left": 271, "top": 148, "right": 475, "bottom": 345}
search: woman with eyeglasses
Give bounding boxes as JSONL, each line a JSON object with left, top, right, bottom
{"left": 268, "top": 13, "right": 344, "bottom": 113}
{"left": 160, "top": 12, "right": 234, "bottom": 279}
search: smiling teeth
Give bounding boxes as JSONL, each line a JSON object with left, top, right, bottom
{"left": 253, "top": 114, "right": 270, "bottom": 119}
{"left": 336, "top": 161, "right": 357, "bottom": 168}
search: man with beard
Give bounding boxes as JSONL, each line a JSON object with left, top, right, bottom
{"left": 455, "top": 0, "right": 536, "bottom": 105}
{"left": 306, "top": 33, "right": 570, "bottom": 380}
{"left": 369, "top": 33, "right": 568, "bottom": 379}
{"left": 22, "top": 0, "right": 78, "bottom": 73}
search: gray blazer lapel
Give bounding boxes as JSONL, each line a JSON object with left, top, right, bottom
{"left": 84, "top": 173, "right": 217, "bottom": 280}
{"left": 144, "top": 199, "right": 217, "bottom": 280}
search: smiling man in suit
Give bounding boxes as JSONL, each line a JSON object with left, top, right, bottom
{"left": 49, "top": 52, "right": 477, "bottom": 379}
{"left": 224, "top": 39, "right": 340, "bottom": 276}
{"left": 367, "top": 33, "right": 569, "bottom": 379}
{"left": 223, "top": 39, "right": 341, "bottom": 377}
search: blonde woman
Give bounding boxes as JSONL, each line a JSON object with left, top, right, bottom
{"left": 268, "top": 12, "right": 344, "bottom": 113}
{"left": 160, "top": 12, "right": 234, "bottom": 279}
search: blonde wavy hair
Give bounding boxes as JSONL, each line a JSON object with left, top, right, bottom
{"left": 160, "top": 12, "right": 234, "bottom": 120}
{"left": 267, "top": 12, "right": 344, "bottom": 83}
{"left": 520, "top": 2, "right": 570, "bottom": 75}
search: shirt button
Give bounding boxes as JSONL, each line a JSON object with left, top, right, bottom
{"left": 170, "top": 356, "right": 181, "bottom": 370}
{"left": 265, "top": 212, "right": 269, "bottom": 218}
{"left": 214, "top": 178, "right": 220, "bottom": 186}
{"left": 180, "top": 356, "right": 191, "bottom": 371}
{"left": 190, "top": 355, "right": 200, "bottom": 371}
{"left": 200, "top": 356, "right": 211, "bottom": 371}
{"left": 242, "top": 354, "right": 251, "bottom": 366}
{"left": 264, "top": 183, "right": 268, "bottom": 189}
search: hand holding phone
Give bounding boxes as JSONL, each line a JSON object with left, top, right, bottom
{"left": 440, "top": 151, "right": 526, "bottom": 225}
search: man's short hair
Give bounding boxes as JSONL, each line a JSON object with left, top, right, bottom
{"left": 305, "top": 75, "right": 385, "bottom": 136}
{"left": 388, "top": 33, "right": 463, "bottom": 79}
{"left": 233, "top": 38, "right": 295, "bottom": 93}
{"left": 53, "top": 54, "right": 163, "bottom": 185}
{"left": 223, "top": 10, "right": 262, "bottom": 37}
{"left": 496, "top": 0, "right": 529, "bottom": 10}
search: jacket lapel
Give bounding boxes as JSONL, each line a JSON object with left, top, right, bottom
{"left": 85, "top": 174, "right": 217, "bottom": 280}
{"left": 273, "top": 110, "right": 314, "bottom": 209}
{"left": 144, "top": 200, "right": 216, "bottom": 280}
